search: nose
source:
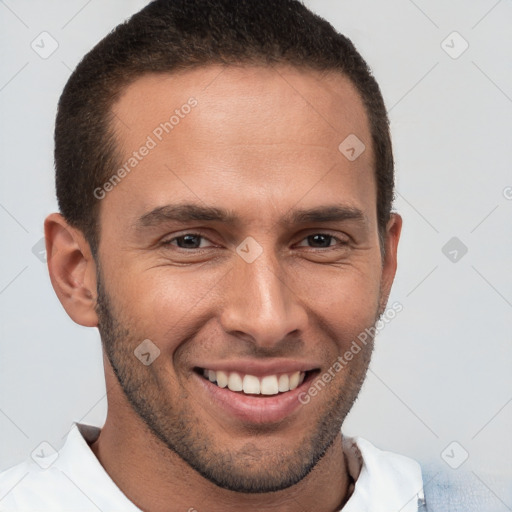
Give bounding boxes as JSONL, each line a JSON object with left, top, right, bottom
{"left": 219, "top": 248, "right": 308, "bottom": 349}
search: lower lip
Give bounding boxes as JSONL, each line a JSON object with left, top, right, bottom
{"left": 194, "top": 372, "right": 314, "bottom": 425}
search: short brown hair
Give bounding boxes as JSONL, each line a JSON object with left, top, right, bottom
{"left": 55, "top": 0, "right": 394, "bottom": 254}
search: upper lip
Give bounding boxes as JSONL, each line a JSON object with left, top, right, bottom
{"left": 194, "top": 358, "right": 320, "bottom": 377}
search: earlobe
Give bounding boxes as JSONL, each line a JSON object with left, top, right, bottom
{"left": 44, "top": 213, "right": 99, "bottom": 327}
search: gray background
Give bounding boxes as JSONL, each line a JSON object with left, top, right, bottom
{"left": 1, "top": 0, "right": 511, "bottom": 499}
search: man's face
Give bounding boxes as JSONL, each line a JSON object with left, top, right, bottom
{"left": 94, "top": 66, "right": 398, "bottom": 492}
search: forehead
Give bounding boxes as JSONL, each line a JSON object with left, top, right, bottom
{"left": 112, "top": 65, "right": 371, "bottom": 151}
{"left": 104, "top": 65, "right": 375, "bottom": 227}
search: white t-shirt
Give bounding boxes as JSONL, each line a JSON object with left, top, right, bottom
{"left": 0, "top": 423, "right": 425, "bottom": 511}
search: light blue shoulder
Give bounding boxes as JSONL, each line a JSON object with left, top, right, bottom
{"left": 421, "top": 464, "right": 512, "bottom": 512}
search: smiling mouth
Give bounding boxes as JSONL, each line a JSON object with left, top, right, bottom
{"left": 195, "top": 368, "right": 318, "bottom": 396}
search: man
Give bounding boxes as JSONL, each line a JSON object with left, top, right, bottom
{"left": 0, "top": 1, "right": 502, "bottom": 510}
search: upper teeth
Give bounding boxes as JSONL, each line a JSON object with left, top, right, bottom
{"left": 203, "top": 369, "right": 305, "bottom": 395}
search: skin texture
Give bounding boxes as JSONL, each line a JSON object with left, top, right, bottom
{"left": 45, "top": 65, "right": 402, "bottom": 512}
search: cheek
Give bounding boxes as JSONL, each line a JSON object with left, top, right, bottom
{"left": 109, "top": 266, "right": 224, "bottom": 339}
{"left": 291, "top": 262, "right": 381, "bottom": 343}
{"left": 104, "top": 248, "right": 382, "bottom": 356}
{"left": 294, "top": 259, "right": 381, "bottom": 306}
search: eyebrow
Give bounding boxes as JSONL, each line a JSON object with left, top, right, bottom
{"left": 284, "top": 205, "right": 366, "bottom": 226}
{"left": 135, "top": 203, "right": 367, "bottom": 230}
{"left": 136, "top": 204, "right": 238, "bottom": 228}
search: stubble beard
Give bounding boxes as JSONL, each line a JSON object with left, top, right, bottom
{"left": 95, "top": 268, "right": 378, "bottom": 493}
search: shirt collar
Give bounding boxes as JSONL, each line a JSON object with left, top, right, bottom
{"left": 65, "top": 424, "right": 424, "bottom": 511}
{"left": 58, "top": 422, "right": 141, "bottom": 511}
{"left": 341, "top": 435, "right": 425, "bottom": 512}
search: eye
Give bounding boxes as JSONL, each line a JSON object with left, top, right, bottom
{"left": 161, "top": 232, "right": 347, "bottom": 251}
{"left": 296, "top": 233, "right": 347, "bottom": 249}
{"left": 162, "top": 233, "right": 214, "bottom": 249}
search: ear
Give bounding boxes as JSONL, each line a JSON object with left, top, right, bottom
{"left": 44, "top": 213, "right": 99, "bottom": 327}
{"left": 379, "top": 213, "right": 402, "bottom": 313}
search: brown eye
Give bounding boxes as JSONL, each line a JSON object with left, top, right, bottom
{"left": 163, "top": 233, "right": 213, "bottom": 249}
{"left": 297, "top": 233, "right": 347, "bottom": 249}
{"left": 175, "top": 235, "right": 203, "bottom": 248}
{"left": 306, "top": 234, "right": 334, "bottom": 248}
